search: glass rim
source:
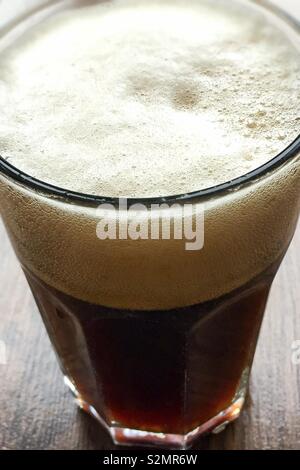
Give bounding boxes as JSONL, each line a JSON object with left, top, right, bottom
{"left": 1, "top": 136, "right": 299, "bottom": 207}
{"left": 0, "top": 0, "right": 300, "bottom": 207}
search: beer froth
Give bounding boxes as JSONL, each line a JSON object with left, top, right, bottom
{"left": 0, "top": 0, "right": 299, "bottom": 310}
{"left": 0, "top": 0, "right": 299, "bottom": 197}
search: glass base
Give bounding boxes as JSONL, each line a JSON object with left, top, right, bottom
{"left": 64, "top": 376, "right": 245, "bottom": 449}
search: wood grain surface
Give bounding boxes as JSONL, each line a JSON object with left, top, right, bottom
{"left": 0, "top": 218, "right": 299, "bottom": 450}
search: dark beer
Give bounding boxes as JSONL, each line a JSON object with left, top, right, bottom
{"left": 24, "top": 262, "right": 277, "bottom": 444}
{"left": 0, "top": 0, "right": 300, "bottom": 449}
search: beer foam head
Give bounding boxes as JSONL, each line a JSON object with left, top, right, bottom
{"left": 0, "top": 0, "right": 300, "bottom": 311}
{"left": 0, "top": 0, "right": 299, "bottom": 197}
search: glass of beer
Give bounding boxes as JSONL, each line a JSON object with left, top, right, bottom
{"left": 0, "top": 0, "right": 299, "bottom": 448}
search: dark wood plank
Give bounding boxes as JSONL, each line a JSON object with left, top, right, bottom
{"left": 0, "top": 219, "right": 299, "bottom": 450}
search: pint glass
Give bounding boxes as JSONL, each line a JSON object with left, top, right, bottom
{"left": 0, "top": 0, "right": 300, "bottom": 449}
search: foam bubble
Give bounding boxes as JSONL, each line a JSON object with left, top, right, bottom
{"left": 0, "top": 0, "right": 299, "bottom": 310}
{"left": 0, "top": 0, "right": 299, "bottom": 197}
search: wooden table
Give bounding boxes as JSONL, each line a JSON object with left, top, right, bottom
{"left": 0, "top": 218, "right": 299, "bottom": 450}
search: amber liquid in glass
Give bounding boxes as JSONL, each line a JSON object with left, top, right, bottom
{"left": 24, "top": 265, "right": 276, "bottom": 435}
